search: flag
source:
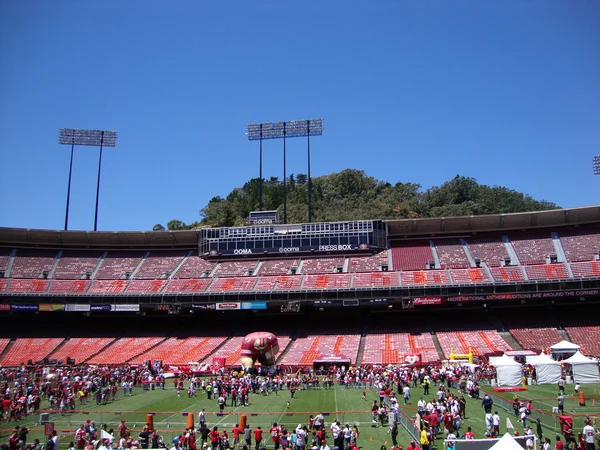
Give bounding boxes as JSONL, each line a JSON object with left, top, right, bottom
{"left": 101, "top": 430, "right": 113, "bottom": 444}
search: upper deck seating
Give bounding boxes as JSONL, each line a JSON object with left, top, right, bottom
{"left": 348, "top": 252, "right": 389, "bottom": 272}
{"left": 10, "top": 250, "right": 56, "bottom": 278}
{"left": 301, "top": 257, "right": 345, "bottom": 275}
{"left": 95, "top": 252, "right": 145, "bottom": 279}
{"left": 135, "top": 252, "right": 186, "bottom": 279}
{"left": 510, "top": 234, "right": 555, "bottom": 265}
{"left": 466, "top": 237, "right": 508, "bottom": 267}
{"left": 173, "top": 257, "right": 216, "bottom": 278}
{"left": 435, "top": 239, "right": 470, "bottom": 268}
{"left": 256, "top": 259, "right": 299, "bottom": 276}
{"left": 212, "top": 261, "right": 257, "bottom": 277}
{"left": 391, "top": 241, "right": 434, "bottom": 271}
{"left": 560, "top": 230, "right": 600, "bottom": 262}
{"left": 53, "top": 251, "right": 103, "bottom": 279}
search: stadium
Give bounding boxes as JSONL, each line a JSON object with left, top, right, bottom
{"left": 1, "top": 206, "right": 599, "bottom": 449}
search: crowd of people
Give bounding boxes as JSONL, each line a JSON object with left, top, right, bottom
{"left": 1, "top": 363, "right": 599, "bottom": 450}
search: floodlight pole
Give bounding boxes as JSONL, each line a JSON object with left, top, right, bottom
{"left": 283, "top": 122, "right": 287, "bottom": 224}
{"left": 64, "top": 142, "right": 75, "bottom": 230}
{"left": 259, "top": 124, "right": 263, "bottom": 211}
{"left": 307, "top": 120, "right": 312, "bottom": 223}
{"left": 93, "top": 131, "right": 105, "bottom": 232}
{"left": 594, "top": 155, "right": 600, "bottom": 176}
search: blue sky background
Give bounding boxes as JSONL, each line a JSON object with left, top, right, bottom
{"left": 1, "top": 1, "right": 598, "bottom": 231}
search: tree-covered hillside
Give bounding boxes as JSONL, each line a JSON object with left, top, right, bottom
{"left": 155, "top": 170, "right": 559, "bottom": 230}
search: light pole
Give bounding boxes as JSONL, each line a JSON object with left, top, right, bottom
{"left": 58, "top": 128, "right": 118, "bottom": 231}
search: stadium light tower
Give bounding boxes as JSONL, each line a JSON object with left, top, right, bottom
{"left": 594, "top": 154, "right": 600, "bottom": 175}
{"left": 246, "top": 118, "right": 323, "bottom": 223}
{"left": 58, "top": 128, "right": 118, "bottom": 231}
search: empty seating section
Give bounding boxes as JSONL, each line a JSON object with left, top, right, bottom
{"left": 449, "top": 268, "right": 491, "bottom": 283}
{"left": 302, "top": 274, "right": 351, "bottom": 290}
{"left": 436, "top": 331, "right": 511, "bottom": 358}
{"left": 280, "top": 335, "right": 360, "bottom": 366}
{"left": 95, "top": 252, "right": 144, "bottom": 279}
{"left": 410, "top": 333, "right": 440, "bottom": 363}
{"left": 362, "top": 333, "right": 409, "bottom": 365}
{"left": 560, "top": 231, "right": 600, "bottom": 262}
{"left": 135, "top": 252, "right": 186, "bottom": 279}
{"left": 0, "top": 338, "right": 64, "bottom": 366}
{"left": 208, "top": 277, "right": 257, "bottom": 292}
{"left": 129, "top": 336, "right": 227, "bottom": 365}
{"left": 163, "top": 278, "right": 212, "bottom": 293}
{"left": 10, "top": 250, "right": 56, "bottom": 278}
{"left": 401, "top": 270, "right": 450, "bottom": 286}
{"left": 435, "top": 240, "right": 470, "bottom": 268}
{"left": 126, "top": 279, "right": 168, "bottom": 293}
{"left": 8, "top": 279, "right": 50, "bottom": 293}
{"left": 49, "top": 280, "right": 91, "bottom": 294}
{"left": 391, "top": 242, "right": 434, "bottom": 271}
{"left": 53, "top": 251, "right": 103, "bottom": 279}
{"left": 301, "top": 257, "right": 345, "bottom": 275}
{"left": 256, "top": 259, "right": 299, "bottom": 276}
{"left": 510, "top": 328, "right": 562, "bottom": 351}
{"left": 213, "top": 261, "right": 257, "bottom": 277}
{"left": 348, "top": 252, "right": 388, "bottom": 272}
{"left": 563, "top": 324, "right": 600, "bottom": 357}
{"left": 570, "top": 261, "right": 600, "bottom": 278}
{"left": 510, "top": 234, "right": 555, "bottom": 265}
{"left": 273, "top": 276, "right": 302, "bottom": 290}
{"left": 490, "top": 266, "right": 525, "bottom": 282}
{"left": 253, "top": 276, "right": 279, "bottom": 291}
{"left": 466, "top": 238, "right": 508, "bottom": 267}
{"left": 174, "top": 258, "right": 216, "bottom": 278}
{"left": 89, "top": 280, "right": 130, "bottom": 294}
{"left": 0, "top": 338, "right": 10, "bottom": 355}
{"left": 49, "top": 337, "right": 115, "bottom": 364}
{"left": 0, "top": 278, "right": 7, "bottom": 293}
{"left": 87, "top": 337, "right": 165, "bottom": 365}
{"left": 205, "top": 337, "right": 244, "bottom": 366}
{"left": 352, "top": 272, "right": 398, "bottom": 288}
{"left": 0, "top": 249, "right": 11, "bottom": 273}
{"left": 525, "top": 264, "right": 569, "bottom": 280}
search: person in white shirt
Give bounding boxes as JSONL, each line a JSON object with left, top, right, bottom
{"left": 403, "top": 385, "right": 411, "bottom": 405}
{"left": 582, "top": 422, "right": 596, "bottom": 449}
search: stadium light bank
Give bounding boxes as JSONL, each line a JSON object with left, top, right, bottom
{"left": 58, "top": 128, "right": 118, "bottom": 231}
{"left": 594, "top": 154, "right": 600, "bottom": 176}
{"left": 246, "top": 119, "right": 324, "bottom": 224}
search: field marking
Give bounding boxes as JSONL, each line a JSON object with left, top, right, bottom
{"left": 334, "top": 385, "right": 340, "bottom": 421}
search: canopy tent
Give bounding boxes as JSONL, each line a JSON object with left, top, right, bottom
{"left": 525, "top": 353, "right": 561, "bottom": 384}
{"left": 562, "top": 351, "right": 600, "bottom": 384}
{"left": 489, "top": 433, "right": 528, "bottom": 450}
{"left": 490, "top": 354, "right": 522, "bottom": 387}
{"left": 550, "top": 340, "right": 580, "bottom": 352}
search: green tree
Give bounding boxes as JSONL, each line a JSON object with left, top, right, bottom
{"left": 167, "top": 219, "right": 187, "bottom": 230}
{"left": 152, "top": 224, "right": 166, "bottom": 232}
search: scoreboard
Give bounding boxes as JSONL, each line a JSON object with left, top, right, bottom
{"left": 249, "top": 210, "right": 280, "bottom": 225}
{"left": 198, "top": 219, "right": 387, "bottom": 257}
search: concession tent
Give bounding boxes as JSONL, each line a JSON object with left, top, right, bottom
{"left": 562, "top": 351, "right": 600, "bottom": 384}
{"left": 525, "top": 353, "right": 561, "bottom": 384}
{"left": 491, "top": 354, "right": 522, "bottom": 387}
{"left": 550, "top": 340, "right": 580, "bottom": 355}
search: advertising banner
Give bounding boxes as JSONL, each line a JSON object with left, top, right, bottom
{"left": 216, "top": 302, "right": 241, "bottom": 311}
{"left": 39, "top": 304, "right": 65, "bottom": 312}
{"left": 413, "top": 297, "right": 443, "bottom": 305}
{"left": 91, "top": 304, "right": 112, "bottom": 312}
{"left": 10, "top": 304, "right": 38, "bottom": 312}
{"left": 0, "top": 304, "right": 11, "bottom": 311}
{"left": 111, "top": 304, "right": 140, "bottom": 312}
{"left": 65, "top": 304, "right": 91, "bottom": 312}
{"left": 241, "top": 302, "right": 267, "bottom": 310}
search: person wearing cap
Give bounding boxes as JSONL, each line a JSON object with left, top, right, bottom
{"left": 407, "top": 440, "right": 418, "bottom": 450}
{"left": 296, "top": 426, "right": 307, "bottom": 450}
{"left": 319, "top": 440, "right": 330, "bottom": 450}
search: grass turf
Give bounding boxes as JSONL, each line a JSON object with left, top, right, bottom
{"left": 3, "top": 382, "right": 599, "bottom": 450}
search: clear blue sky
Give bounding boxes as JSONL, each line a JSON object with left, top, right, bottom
{"left": 1, "top": 1, "right": 598, "bottom": 231}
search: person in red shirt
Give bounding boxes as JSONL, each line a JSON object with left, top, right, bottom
{"left": 407, "top": 441, "right": 419, "bottom": 450}
{"left": 208, "top": 426, "right": 220, "bottom": 450}
{"left": 555, "top": 436, "right": 564, "bottom": 450}
{"left": 464, "top": 427, "right": 475, "bottom": 440}
{"left": 270, "top": 423, "right": 281, "bottom": 450}
{"left": 231, "top": 424, "right": 241, "bottom": 448}
{"left": 253, "top": 426, "right": 263, "bottom": 450}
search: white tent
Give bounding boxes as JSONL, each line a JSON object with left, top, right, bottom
{"left": 489, "top": 433, "right": 527, "bottom": 450}
{"left": 491, "top": 354, "right": 523, "bottom": 387}
{"left": 525, "top": 353, "right": 561, "bottom": 384}
{"left": 550, "top": 340, "right": 580, "bottom": 352}
{"left": 562, "top": 351, "right": 600, "bottom": 384}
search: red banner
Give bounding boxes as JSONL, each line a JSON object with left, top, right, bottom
{"left": 211, "top": 357, "right": 226, "bottom": 371}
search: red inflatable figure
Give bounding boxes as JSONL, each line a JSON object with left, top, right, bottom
{"left": 240, "top": 331, "right": 279, "bottom": 373}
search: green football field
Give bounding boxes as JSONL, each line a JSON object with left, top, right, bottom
{"left": 2, "top": 382, "right": 599, "bottom": 450}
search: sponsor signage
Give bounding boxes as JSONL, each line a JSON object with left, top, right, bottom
{"left": 0, "top": 304, "right": 11, "bottom": 311}
{"left": 10, "top": 304, "right": 38, "bottom": 312}
{"left": 208, "top": 243, "right": 376, "bottom": 256}
{"left": 191, "top": 304, "right": 216, "bottom": 310}
{"left": 446, "top": 289, "right": 600, "bottom": 303}
{"left": 216, "top": 302, "right": 241, "bottom": 311}
{"left": 241, "top": 302, "right": 267, "bottom": 310}
{"left": 111, "top": 304, "right": 140, "bottom": 312}
{"left": 413, "top": 297, "right": 443, "bottom": 305}
{"left": 65, "top": 304, "right": 91, "bottom": 312}
{"left": 39, "top": 304, "right": 65, "bottom": 312}
{"left": 91, "top": 304, "right": 111, "bottom": 312}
